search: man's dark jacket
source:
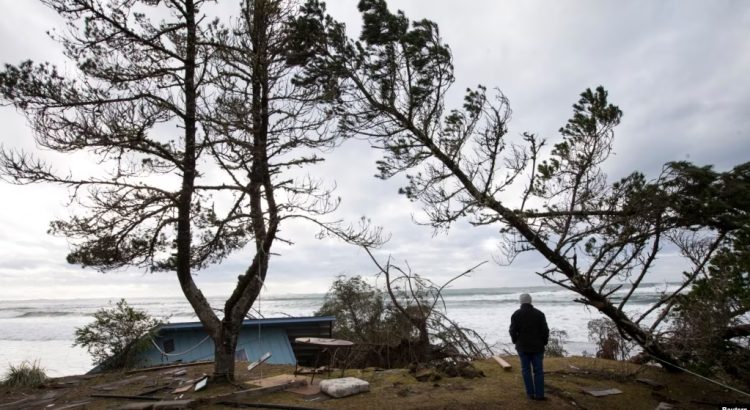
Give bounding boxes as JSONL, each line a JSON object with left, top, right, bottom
{"left": 509, "top": 304, "right": 550, "bottom": 353}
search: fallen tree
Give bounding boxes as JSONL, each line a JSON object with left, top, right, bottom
{"left": 288, "top": 0, "right": 750, "bottom": 371}
{"left": 316, "top": 255, "right": 491, "bottom": 368}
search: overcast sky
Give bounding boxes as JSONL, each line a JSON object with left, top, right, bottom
{"left": 0, "top": 0, "right": 748, "bottom": 301}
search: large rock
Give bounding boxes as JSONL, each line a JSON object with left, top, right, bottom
{"left": 319, "top": 377, "right": 370, "bottom": 398}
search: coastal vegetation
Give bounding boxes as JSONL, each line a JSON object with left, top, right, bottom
{"left": 73, "top": 299, "right": 162, "bottom": 370}
{"left": 1, "top": 360, "right": 47, "bottom": 388}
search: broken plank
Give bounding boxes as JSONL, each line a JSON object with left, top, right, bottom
{"left": 53, "top": 401, "right": 92, "bottom": 410}
{"left": 205, "top": 380, "right": 307, "bottom": 404}
{"left": 114, "top": 404, "right": 155, "bottom": 410}
{"left": 247, "top": 352, "right": 272, "bottom": 372}
{"left": 152, "top": 400, "right": 195, "bottom": 409}
{"left": 126, "top": 361, "right": 213, "bottom": 374}
{"left": 172, "top": 384, "right": 194, "bottom": 394}
{"left": 90, "top": 393, "right": 162, "bottom": 401}
{"left": 92, "top": 375, "right": 148, "bottom": 391}
{"left": 216, "top": 402, "right": 328, "bottom": 409}
{"left": 492, "top": 356, "right": 512, "bottom": 370}
{"left": 137, "top": 385, "right": 172, "bottom": 396}
{"left": 0, "top": 397, "right": 32, "bottom": 409}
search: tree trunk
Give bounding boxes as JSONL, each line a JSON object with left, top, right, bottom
{"left": 417, "top": 322, "right": 431, "bottom": 362}
{"left": 213, "top": 323, "right": 240, "bottom": 381}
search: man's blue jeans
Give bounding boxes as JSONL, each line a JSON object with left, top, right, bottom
{"left": 518, "top": 350, "right": 544, "bottom": 399}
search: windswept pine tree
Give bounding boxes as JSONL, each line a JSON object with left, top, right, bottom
{"left": 287, "top": 0, "right": 750, "bottom": 371}
{"left": 0, "top": 0, "right": 378, "bottom": 380}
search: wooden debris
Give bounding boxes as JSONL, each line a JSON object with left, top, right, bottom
{"left": 492, "top": 356, "right": 512, "bottom": 370}
{"left": 0, "top": 396, "right": 32, "bottom": 408}
{"left": 126, "top": 361, "right": 213, "bottom": 374}
{"left": 47, "top": 380, "right": 81, "bottom": 389}
{"left": 246, "top": 374, "right": 321, "bottom": 396}
{"left": 115, "top": 403, "right": 156, "bottom": 410}
{"left": 205, "top": 380, "right": 306, "bottom": 404}
{"left": 581, "top": 386, "right": 623, "bottom": 397}
{"left": 171, "top": 374, "right": 208, "bottom": 393}
{"left": 0, "top": 391, "right": 61, "bottom": 409}
{"left": 245, "top": 374, "right": 300, "bottom": 388}
{"left": 172, "top": 384, "right": 194, "bottom": 394}
{"left": 247, "top": 352, "right": 272, "bottom": 372}
{"left": 137, "top": 384, "right": 172, "bottom": 396}
{"left": 92, "top": 375, "right": 147, "bottom": 391}
{"left": 90, "top": 393, "right": 162, "bottom": 401}
{"left": 115, "top": 400, "right": 195, "bottom": 410}
{"left": 54, "top": 401, "right": 92, "bottom": 410}
{"left": 152, "top": 400, "right": 195, "bottom": 409}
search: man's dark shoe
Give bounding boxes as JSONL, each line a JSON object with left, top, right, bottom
{"left": 533, "top": 396, "right": 547, "bottom": 401}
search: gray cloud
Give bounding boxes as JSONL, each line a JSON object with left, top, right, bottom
{"left": 0, "top": 0, "right": 748, "bottom": 300}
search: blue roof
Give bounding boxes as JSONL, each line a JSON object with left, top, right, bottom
{"left": 157, "top": 315, "right": 335, "bottom": 332}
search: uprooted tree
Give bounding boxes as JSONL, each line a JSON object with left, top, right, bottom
{"left": 288, "top": 0, "right": 750, "bottom": 371}
{"left": 0, "top": 0, "right": 376, "bottom": 381}
{"left": 316, "top": 255, "right": 491, "bottom": 368}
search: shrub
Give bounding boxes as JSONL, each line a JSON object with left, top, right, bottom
{"left": 587, "top": 318, "right": 633, "bottom": 360}
{"left": 2, "top": 360, "right": 47, "bottom": 387}
{"left": 546, "top": 328, "right": 568, "bottom": 357}
{"left": 74, "top": 299, "right": 162, "bottom": 370}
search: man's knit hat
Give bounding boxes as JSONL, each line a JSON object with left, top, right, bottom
{"left": 519, "top": 293, "right": 532, "bottom": 304}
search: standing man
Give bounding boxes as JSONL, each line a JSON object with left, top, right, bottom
{"left": 509, "top": 293, "right": 549, "bottom": 400}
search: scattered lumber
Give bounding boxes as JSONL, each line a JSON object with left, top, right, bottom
{"left": 203, "top": 380, "right": 307, "bottom": 404}
{"left": 216, "top": 402, "right": 327, "bottom": 409}
{"left": 126, "top": 361, "right": 213, "bottom": 374}
{"left": 90, "top": 393, "right": 162, "bottom": 401}
{"left": 54, "top": 401, "right": 92, "bottom": 410}
{"left": 92, "top": 375, "right": 147, "bottom": 391}
{"left": 492, "top": 356, "right": 512, "bottom": 370}
{"left": 137, "top": 385, "right": 172, "bottom": 396}
{"left": 114, "top": 400, "right": 195, "bottom": 410}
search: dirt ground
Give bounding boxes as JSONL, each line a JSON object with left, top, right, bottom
{"left": 1, "top": 356, "right": 748, "bottom": 409}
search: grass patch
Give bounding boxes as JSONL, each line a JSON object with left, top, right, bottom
{"left": 2, "top": 360, "right": 48, "bottom": 388}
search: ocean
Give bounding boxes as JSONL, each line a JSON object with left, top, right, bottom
{"left": 0, "top": 284, "right": 675, "bottom": 377}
